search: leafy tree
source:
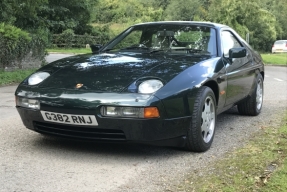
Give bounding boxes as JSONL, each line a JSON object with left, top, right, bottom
{"left": 0, "top": 0, "right": 17, "bottom": 24}
{"left": 1, "top": 0, "right": 98, "bottom": 35}
{"left": 164, "top": 0, "right": 203, "bottom": 21}
{"left": 93, "top": 0, "right": 163, "bottom": 24}
{"left": 208, "top": 0, "right": 276, "bottom": 51}
{"left": 0, "top": 0, "right": 49, "bottom": 70}
{"left": 143, "top": 0, "right": 172, "bottom": 10}
{"left": 0, "top": 0, "right": 48, "bottom": 27}
{"left": 38, "top": 0, "right": 97, "bottom": 34}
{"left": 260, "top": 0, "right": 287, "bottom": 40}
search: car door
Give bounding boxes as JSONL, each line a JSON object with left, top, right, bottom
{"left": 221, "top": 30, "right": 254, "bottom": 106}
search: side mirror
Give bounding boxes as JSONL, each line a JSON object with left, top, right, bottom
{"left": 90, "top": 44, "right": 102, "bottom": 53}
{"left": 229, "top": 47, "right": 246, "bottom": 59}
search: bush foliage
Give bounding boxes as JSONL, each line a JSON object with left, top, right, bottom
{"left": 0, "top": 23, "right": 47, "bottom": 70}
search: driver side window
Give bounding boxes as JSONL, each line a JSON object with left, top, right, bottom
{"left": 221, "top": 31, "right": 242, "bottom": 57}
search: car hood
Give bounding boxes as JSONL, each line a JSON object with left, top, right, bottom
{"left": 39, "top": 52, "right": 212, "bottom": 92}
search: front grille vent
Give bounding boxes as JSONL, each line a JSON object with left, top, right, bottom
{"left": 34, "top": 121, "right": 126, "bottom": 141}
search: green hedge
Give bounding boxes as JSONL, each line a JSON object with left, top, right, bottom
{"left": 0, "top": 23, "right": 47, "bottom": 70}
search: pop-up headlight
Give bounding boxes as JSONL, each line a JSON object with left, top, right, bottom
{"left": 28, "top": 72, "right": 50, "bottom": 85}
{"left": 138, "top": 79, "right": 163, "bottom": 94}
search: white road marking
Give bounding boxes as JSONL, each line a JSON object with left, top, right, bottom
{"left": 265, "top": 75, "right": 270, "bottom": 77}
{"left": 274, "top": 78, "right": 284, "bottom": 82}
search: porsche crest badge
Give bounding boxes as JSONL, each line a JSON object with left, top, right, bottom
{"left": 75, "top": 83, "right": 83, "bottom": 89}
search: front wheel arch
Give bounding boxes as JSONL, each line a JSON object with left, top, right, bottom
{"left": 203, "top": 80, "right": 219, "bottom": 106}
{"left": 185, "top": 86, "right": 217, "bottom": 152}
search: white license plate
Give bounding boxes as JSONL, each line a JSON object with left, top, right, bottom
{"left": 40, "top": 111, "right": 98, "bottom": 126}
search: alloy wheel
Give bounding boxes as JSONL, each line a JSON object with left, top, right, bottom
{"left": 256, "top": 79, "right": 263, "bottom": 110}
{"left": 201, "top": 96, "right": 215, "bottom": 143}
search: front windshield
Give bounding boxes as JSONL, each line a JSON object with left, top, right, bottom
{"left": 104, "top": 24, "right": 217, "bottom": 56}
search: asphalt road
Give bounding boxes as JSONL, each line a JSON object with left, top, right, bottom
{"left": 45, "top": 53, "right": 74, "bottom": 63}
{"left": 0, "top": 57, "right": 286, "bottom": 191}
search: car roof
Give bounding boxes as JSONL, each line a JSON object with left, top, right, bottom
{"left": 132, "top": 21, "right": 228, "bottom": 29}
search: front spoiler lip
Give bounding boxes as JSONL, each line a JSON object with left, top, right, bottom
{"left": 34, "top": 128, "right": 187, "bottom": 148}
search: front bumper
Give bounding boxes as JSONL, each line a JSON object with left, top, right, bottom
{"left": 15, "top": 87, "right": 192, "bottom": 147}
{"left": 17, "top": 106, "right": 190, "bottom": 147}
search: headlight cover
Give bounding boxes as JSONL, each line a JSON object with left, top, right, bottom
{"left": 28, "top": 72, "right": 50, "bottom": 85}
{"left": 138, "top": 79, "right": 163, "bottom": 94}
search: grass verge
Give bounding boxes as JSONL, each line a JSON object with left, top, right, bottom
{"left": 261, "top": 53, "right": 287, "bottom": 65}
{"left": 47, "top": 48, "right": 91, "bottom": 54}
{"left": 178, "top": 113, "right": 287, "bottom": 191}
{"left": 0, "top": 69, "right": 36, "bottom": 86}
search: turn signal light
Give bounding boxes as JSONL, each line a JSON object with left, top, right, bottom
{"left": 144, "top": 107, "right": 160, "bottom": 118}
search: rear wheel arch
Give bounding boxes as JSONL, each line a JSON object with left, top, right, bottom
{"left": 255, "top": 68, "right": 264, "bottom": 80}
{"left": 237, "top": 73, "right": 263, "bottom": 116}
{"left": 260, "top": 71, "right": 264, "bottom": 80}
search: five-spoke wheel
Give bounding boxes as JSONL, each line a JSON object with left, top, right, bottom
{"left": 186, "top": 86, "right": 216, "bottom": 152}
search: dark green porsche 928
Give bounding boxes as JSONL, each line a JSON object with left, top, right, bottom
{"left": 15, "top": 21, "right": 264, "bottom": 152}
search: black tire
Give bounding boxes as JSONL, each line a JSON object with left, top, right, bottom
{"left": 237, "top": 74, "right": 263, "bottom": 116}
{"left": 185, "top": 86, "right": 216, "bottom": 152}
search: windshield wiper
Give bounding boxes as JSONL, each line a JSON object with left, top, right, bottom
{"left": 149, "top": 49, "right": 171, "bottom": 54}
{"left": 121, "top": 44, "right": 150, "bottom": 51}
{"left": 173, "top": 48, "right": 204, "bottom": 53}
{"left": 101, "top": 48, "right": 117, "bottom": 52}
{"left": 149, "top": 48, "right": 205, "bottom": 54}
{"left": 122, "top": 47, "right": 150, "bottom": 50}
{"left": 101, "top": 46, "right": 150, "bottom": 53}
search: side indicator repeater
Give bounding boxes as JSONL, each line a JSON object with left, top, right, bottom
{"left": 220, "top": 90, "right": 226, "bottom": 95}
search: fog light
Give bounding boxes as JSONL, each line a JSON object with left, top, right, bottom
{"left": 105, "top": 106, "right": 119, "bottom": 116}
{"left": 16, "top": 97, "right": 40, "bottom": 110}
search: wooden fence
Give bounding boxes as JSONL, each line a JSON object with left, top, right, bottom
{"left": 51, "top": 34, "right": 103, "bottom": 48}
